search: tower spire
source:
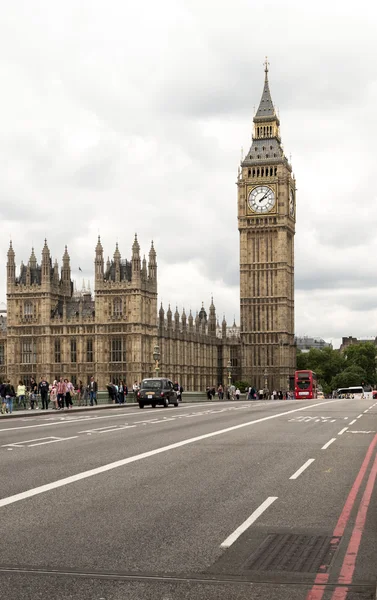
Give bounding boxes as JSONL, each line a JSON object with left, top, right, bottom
{"left": 255, "top": 59, "right": 275, "bottom": 120}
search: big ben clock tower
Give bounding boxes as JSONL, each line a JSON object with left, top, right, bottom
{"left": 238, "top": 61, "right": 296, "bottom": 392}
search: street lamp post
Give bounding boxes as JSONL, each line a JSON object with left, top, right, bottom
{"left": 227, "top": 359, "right": 232, "bottom": 397}
{"left": 153, "top": 345, "right": 160, "bottom": 378}
{"left": 264, "top": 368, "right": 268, "bottom": 399}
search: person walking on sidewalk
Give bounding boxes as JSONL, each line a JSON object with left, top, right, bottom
{"left": 89, "top": 377, "right": 98, "bottom": 406}
{"left": 65, "top": 379, "right": 74, "bottom": 409}
{"left": 49, "top": 381, "right": 58, "bottom": 410}
{"left": 39, "top": 376, "right": 49, "bottom": 410}
{"left": 29, "top": 378, "right": 39, "bottom": 410}
{"left": 17, "top": 380, "right": 27, "bottom": 409}
{"left": 5, "top": 380, "right": 15, "bottom": 414}
{"left": 1, "top": 381, "right": 7, "bottom": 414}
{"left": 57, "top": 377, "right": 66, "bottom": 410}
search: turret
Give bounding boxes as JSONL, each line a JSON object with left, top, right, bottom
{"left": 131, "top": 233, "right": 141, "bottom": 284}
{"left": 148, "top": 241, "right": 157, "bottom": 281}
{"left": 95, "top": 235, "right": 104, "bottom": 287}
{"left": 159, "top": 303, "right": 165, "bottom": 329}
{"left": 188, "top": 310, "right": 193, "bottom": 333}
{"left": 61, "top": 245, "right": 71, "bottom": 296}
{"left": 7, "top": 241, "right": 15, "bottom": 286}
{"left": 167, "top": 304, "right": 172, "bottom": 331}
{"left": 114, "top": 243, "right": 121, "bottom": 283}
{"left": 53, "top": 259, "right": 59, "bottom": 285}
{"left": 195, "top": 312, "right": 200, "bottom": 333}
{"left": 29, "top": 247, "right": 37, "bottom": 270}
{"left": 222, "top": 315, "right": 227, "bottom": 339}
{"left": 174, "top": 306, "right": 180, "bottom": 332}
{"left": 142, "top": 255, "right": 147, "bottom": 281}
{"left": 41, "top": 239, "right": 51, "bottom": 285}
{"left": 208, "top": 296, "right": 216, "bottom": 337}
{"left": 181, "top": 308, "right": 187, "bottom": 333}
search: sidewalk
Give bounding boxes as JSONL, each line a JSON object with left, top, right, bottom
{"left": 0, "top": 402, "right": 138, "bottom": 419}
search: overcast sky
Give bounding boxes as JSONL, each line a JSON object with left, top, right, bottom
{"left": 1, "top": 0, "right": 376, "bottom": 347}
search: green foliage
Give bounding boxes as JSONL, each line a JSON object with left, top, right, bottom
{"left": 234, "top": 381, "right": 250, "bottom": 393}
{"left": 344, "top": 342, "right": 376, "bottom": 384}
{"left": 297, "top": 342, "right": 377, "bottom": 393}
{"left": 331, "top": 366, "right": 368, "bottom": 390}
{"left": 296, "top": 350, "right": 308, "bottom": 371}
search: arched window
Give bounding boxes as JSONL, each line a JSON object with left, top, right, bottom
{"left": 113, "top": 298, "right": 122, "bottom": 317}
{"left": 257, "top": 169, "right": 260, "bottom": 176}
{"left": 248, "top": 169, "right": 251, "bottom": 177}
{"left": 252, "top": 168, "right": 256, "bottom": 177}
{"left": 24, "top": 301, "right": 33, "bottom": 316}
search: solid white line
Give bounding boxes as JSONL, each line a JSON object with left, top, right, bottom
{"left": 29, "top": 436, "right": 78, "bottom": 447}
{"left": 220, "top": 497, "right": 278, "bottom": 548}
{"left": 2, "top": 436, "right": 59, "bottom": 447}
{"left": 338, "top": 427, "right": 348, "bottom": 435}
{"left": 0, "top": 398, "right": 347, "bottom": 508}
{"left": 98, "top": 425, "right": 136, "bottom": 433}
{"left": 321, "top": 438, "right": 336, "bottom": 450}
{"left": 349, "top": 419, "right": 357, "bottom": 425}
{"left": 289, "top": 459, "right": 315, "bottom": 480}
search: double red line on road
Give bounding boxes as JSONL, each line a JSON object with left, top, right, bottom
{"left": 306, "top": 433, "right": 377, "bottom": 600}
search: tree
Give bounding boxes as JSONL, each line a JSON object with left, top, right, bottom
{"left": 296, "top": 350, "right": 308, "bottom": 370}
{"left": 344, "top": 343, "right": 377, "bottom": 385}
{"left": 297, "top": 347, "right": 345, "bottom": 392}
{"left": 331, "top": 366, "right": 368, "bottom": 391}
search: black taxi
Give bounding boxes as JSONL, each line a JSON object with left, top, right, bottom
{"left": 137, "top": 378, "right": 179, "bottom": 409}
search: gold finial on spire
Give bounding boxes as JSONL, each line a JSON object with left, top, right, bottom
{"left": 264, "top": 56, "right": 269, "bottom": 76}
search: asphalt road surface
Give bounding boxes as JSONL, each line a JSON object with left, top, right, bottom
{"left": 1, "top": 397, "right": 377, "bottom": 600}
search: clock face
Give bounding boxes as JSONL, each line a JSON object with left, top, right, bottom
{"left": 248, "top": 186, "right": 276, "bottom": 214}
{"left": 289, "top": 189, "right": 295, "bottom": 217}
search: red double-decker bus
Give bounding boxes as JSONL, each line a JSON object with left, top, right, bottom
{"left": 295, "top": 370, "right": 318, "bottom": 399}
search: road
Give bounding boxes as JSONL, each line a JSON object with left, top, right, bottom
{"left": 0, "top": 397, "right": 377, "bottom": 600}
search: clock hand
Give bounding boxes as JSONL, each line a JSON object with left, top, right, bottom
{"left": 259, "top": 192, "right": 269, "bottom": 203}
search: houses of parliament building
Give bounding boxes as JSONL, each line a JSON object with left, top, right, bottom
{"left": 0, "top": 64, "right": 296, "bottom": 391}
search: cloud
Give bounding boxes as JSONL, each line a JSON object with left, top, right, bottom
{"left": 0, "top": 0, "right": 377, "bottom": 347}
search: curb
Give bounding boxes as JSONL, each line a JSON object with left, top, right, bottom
{"left": 0, "top": 398, "right": 222, "bottom": 420}
{"left": 0, "top": 403, "right": 138, "bottom": 420}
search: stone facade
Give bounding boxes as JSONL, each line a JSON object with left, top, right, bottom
{"left": 0, "top": 237, "right": 241, "bottom": 391}
{"left": 237, "top": 63, "right": 296, "bottom": 391}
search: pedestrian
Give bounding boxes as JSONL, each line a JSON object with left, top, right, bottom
{"left": 29, "top": 378, "right": 39, "bottom": 410}
{"left": 49, "top": 381, "right": 58, "bottom": 410}
{"left": 56, "top": 377, "right": 66, "bottom": 410}
{"left": 5, "top": 379, "right": 15, "bottom": 414}
{"left": 206, "top": 386, "right": 212, "bottom": 400}
{"left": 89, "top": 376, "right": 98, "bottom": 406}
{"left": 17, "top": 380, "right": 27, "bottom": 409}
{"left": 65, "top": 379, "right": 74, "bottom": 409}
{"left": 235, "top": 387, "right": 240, "bottom": 400}
{"left": 124, "top": 383, "right": 128, "bottom": 402}
{"left": 39, "top": 376, "right": 50, "bottom": 410}
{"left": 76, "top": 380, "right": 84, "bottom": 406}
{"left": 119, "top": 380, "right": 125, "bottom": 404}
{"left": 217, "top": 384, "right": 223, "bottom": 400}
{"left": 82, "top": 384, "right": 89, "bottom": 406}
{"left": 132, "top": 380, "right": 139, "bottom": 401}
{"left": 106, "top": 383, "right": 116, "bottom": 403}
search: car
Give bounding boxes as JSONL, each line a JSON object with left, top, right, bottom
{"left": 137, "top": 378, "right": 179, "bottom": 409}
